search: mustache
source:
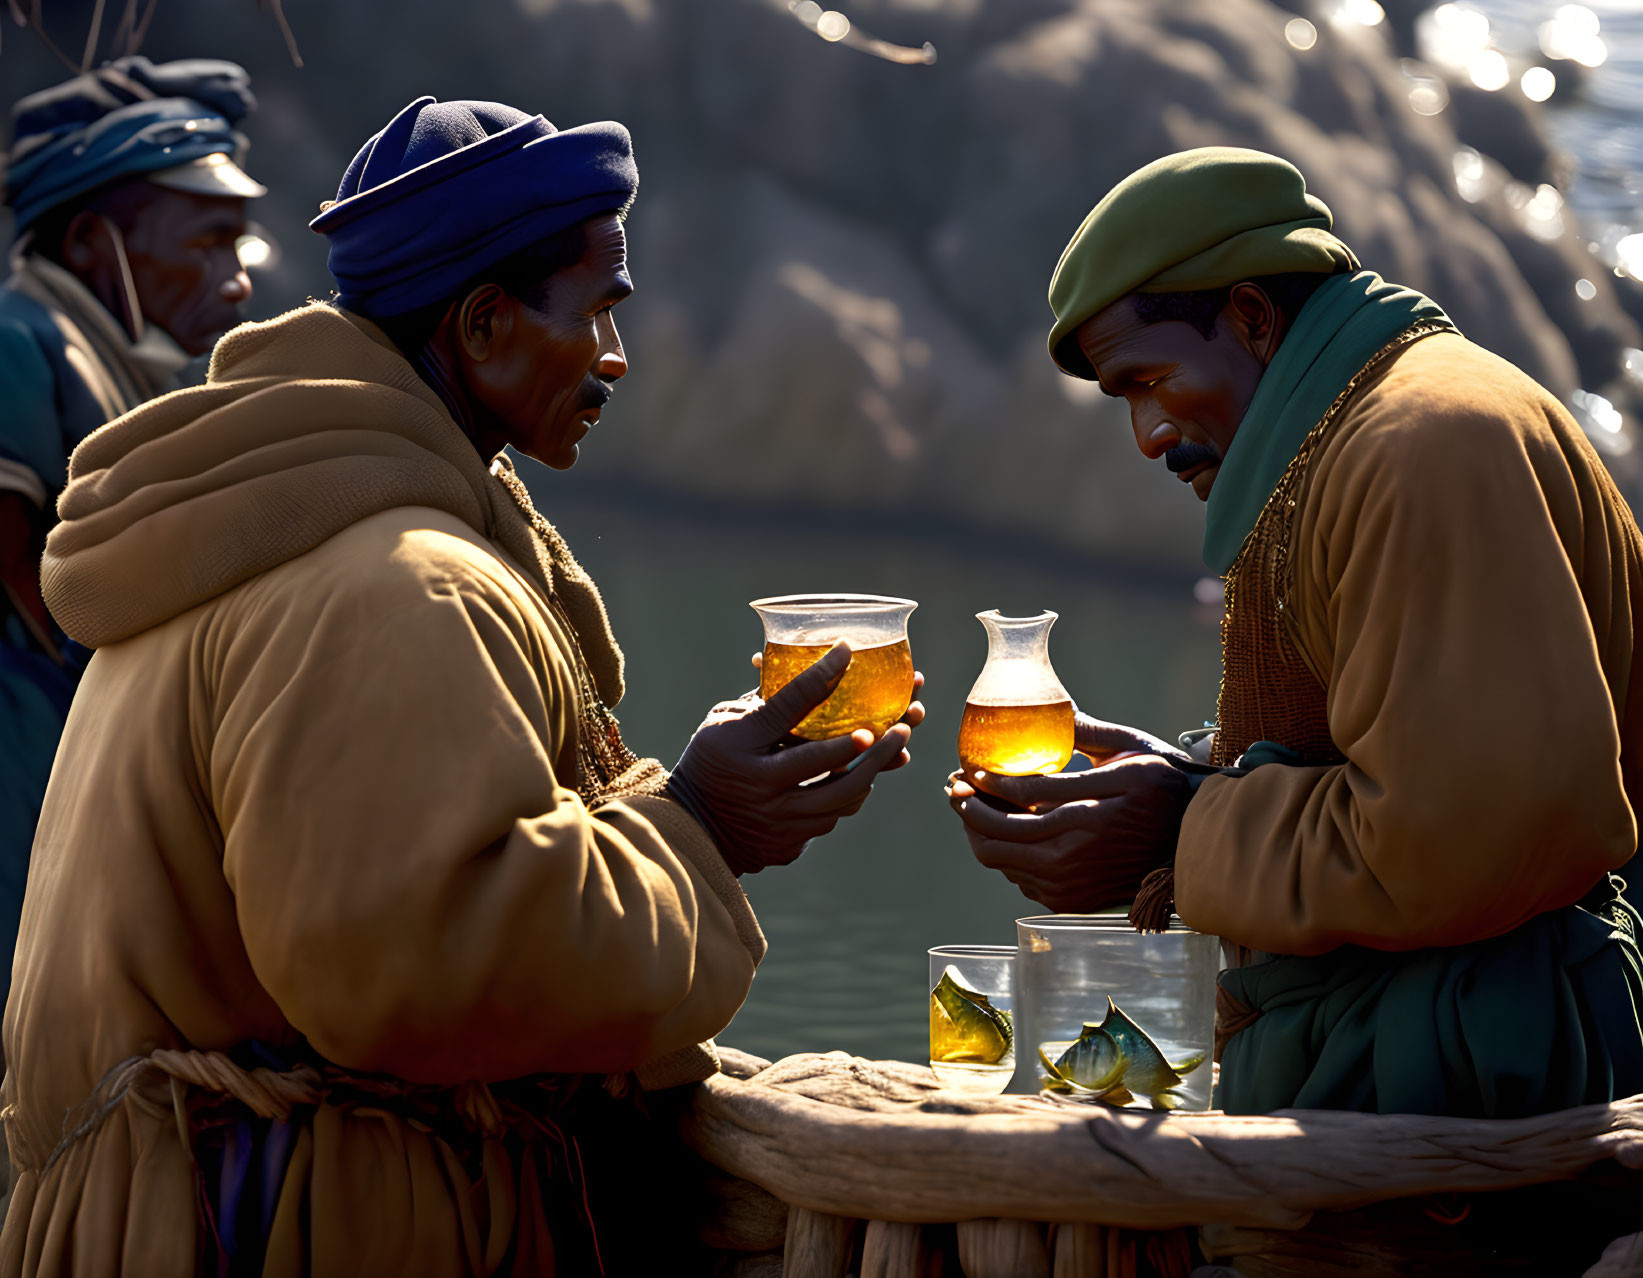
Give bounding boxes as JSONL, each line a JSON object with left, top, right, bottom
{"left": 1165, "top": 441, "right": 1221, "bottom": 473}
{"left": 579, "top": 378, "right": 615, "bottom": 414}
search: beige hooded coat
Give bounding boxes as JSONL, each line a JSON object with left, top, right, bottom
{"left": 0, "top": 304, "right": 763, "bottom": 1275}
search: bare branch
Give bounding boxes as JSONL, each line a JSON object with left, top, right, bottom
{"left": 261, "top": 0, "right": 302, "bottom": 67}
{"left": 8, "top": 0, "right": 304, "bottom": 69}
{"left": 80, "top": 0, "right": 106, "bottom": 70}
{"left": 131, "top": 0, "right": 160, "bottom": 52}
{"left": 110, "top": 0, "right": 137, "bottom": 58}
{"left": 24, "top": 0, "right": 83, "bottom": 73}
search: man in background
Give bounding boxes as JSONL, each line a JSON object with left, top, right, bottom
{"left": 0, "top": 55, "right": 262, "bottom": 994}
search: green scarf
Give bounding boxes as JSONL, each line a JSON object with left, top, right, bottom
{"left": 1202, "top": 270, "right": 1453, "bottom": 574}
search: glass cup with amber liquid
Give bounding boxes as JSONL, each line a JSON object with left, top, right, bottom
{"left": 750, "top": 594, "right": 917, "bottom": 739}
{"left": 958, "top": 610, "right": 1075, "bottom": 776}
{"left": 929, "top": 944, "right": 1015, "bottom": 1095}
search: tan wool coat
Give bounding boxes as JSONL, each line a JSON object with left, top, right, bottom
{"left": 1176, "top": 332, "right": 1643, "bottom": 956}
{"left": 1, "top": 304, "right": 763, "bottom": 1276}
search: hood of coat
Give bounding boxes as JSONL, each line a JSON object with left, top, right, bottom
{"left": 41, "top": 302, "right": 628, "bottom": 705}
{"left": 43, "top": 302, "right": 493, "bottom": 648}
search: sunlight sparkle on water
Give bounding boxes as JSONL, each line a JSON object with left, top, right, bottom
{"left": 1406, "top": 61, "right": 1452, "bottom": 115}
{"left": 1470, "top": 47, "right": 1512, "bottom": 88}
{"left": 1513, "top": 182, "right": 1567, "bottom": 240}
{"left": 1417, "top": 4, "right": 1521, "bottom": 93}
{"left": 1285, "top": 17, "right": 1319, "bottom": 49}
{"left": 1410, "top": 83, "right": 1449, "bottom": 113}
{"left": 816, "top": 10, "right": 850, "bottom": 41}
{"left": 1521, "top": 65, "right": 1557, "bottom": 101}
{"left": 1617, "top": 231, "right": 1643, "bottom": 279}
{"left": 1570, "top": 389, "right": 1631, "bottom": 455}
{"left": 1418, "top": 3, "right": 1493, "bottom": 72}
{"left": 1540, "top": 5, "right": 1608, "bottom": 67}
{"left": 1329, "top": 0, "right": 1385, "bottom": 28}
{"left": 1453, "top": 146, "right": 1490, "bottom": 202}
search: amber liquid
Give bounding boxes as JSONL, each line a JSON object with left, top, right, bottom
{"left": 760, "top": 638, "right": 914, "bottom": 740}
{"left": 957, "top": 699, "right": 1075, "bottom": 775}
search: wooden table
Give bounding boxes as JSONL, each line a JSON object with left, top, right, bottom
{"left": 679, "top": 1048, "right": 1643, "bottom": 1277}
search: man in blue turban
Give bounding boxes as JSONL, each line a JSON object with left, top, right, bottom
{"left": 0, "top": 55, "right": 263, "bottom": 1030}
{"left": 2, "top": 96, "right": 921, "bottom": 1274}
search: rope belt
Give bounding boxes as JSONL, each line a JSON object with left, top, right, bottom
{"left": 1213, "top": 984, "right": 1260, "bottom": 1065}
{"left": 10, "top": 1047, "right": 579, "bottom": 1179}
{"left": 7, "top": 1047, "right": 610, "bottom": 1275}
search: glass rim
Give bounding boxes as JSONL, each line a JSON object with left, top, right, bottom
{"left": 751, "top": 593, "right": 918, "bottom": 614}
{"left": 929, "top": 943, "right": 1017, "bottom": 958}
{"left": 1015, "top": 913, "right": 1203, "bottom": 935}
{"left": 975, "top": 608, "right": 1059, "bottom": 625}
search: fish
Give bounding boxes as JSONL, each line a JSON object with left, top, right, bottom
{"left": 1042, "top": 1030, "right": 1124, "bottom": 1094}
{"left": 929, "top": 967, "right": 1012, "bottom": 1065}
{"left": 1094, "top": 998, "right": 1204, "bottom": 1098}
{"left": 1038, "top": 998, "right": 1205, "bottom": 1109}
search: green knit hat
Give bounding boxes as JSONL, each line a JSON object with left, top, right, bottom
{"left": 1047, "top": 147, "right": 1360, "bottom": 378}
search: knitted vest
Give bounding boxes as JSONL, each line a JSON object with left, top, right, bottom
{"left": 1210, "top": 325, "right": 1450, "bottom": 768}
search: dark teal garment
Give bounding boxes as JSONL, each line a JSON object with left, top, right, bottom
{"left": 0, "top": 276, "right": 105, "bottom": 1008}
{"left": 1201, "top": 271, "right": 1452, "bottom": 574}
{"left": 0, "top": 608, "right": 87, "bottom": 1003}
{"left": 0, "top": 277, "right": 119, "bottom": 497}
{"left": 1216, "top": 884, "right": 1643, "bottom": 1116}
{"left": 1176, "top": 742, "right": 1643, "bottom": 1115}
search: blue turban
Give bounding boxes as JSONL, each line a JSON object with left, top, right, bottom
{"left": 310, "top": 96, "right": 639, "bottom": 317}
{"left": 5, "top": 56, "right": 259, "bottom": 230}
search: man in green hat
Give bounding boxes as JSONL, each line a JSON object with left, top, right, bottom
{"left": 948, "top": 146, "right": 1643, "bottom": 1117}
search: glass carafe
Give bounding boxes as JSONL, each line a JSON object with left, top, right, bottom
{"left": 957, "top": 610, "right": 1074, "bottom": 775}
{"left": 751, "top": 594, "right": 917, "bottom": 739}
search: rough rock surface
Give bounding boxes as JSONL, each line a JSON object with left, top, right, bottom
{"left": 7, "top": 0, "right": 1638, "bottom": 566}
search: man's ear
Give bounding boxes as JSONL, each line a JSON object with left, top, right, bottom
{"left": 1227, "top": 282, "right": 1284, "bottom": 367}
{"left": 455, "top": 284, "right": 512, "bottom": 362}
{"left": 59, "top": 211, "right": 107, "bottom": 274}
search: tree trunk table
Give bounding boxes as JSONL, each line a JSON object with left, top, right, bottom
{"left": 681, "top": 1048, "right": 1643, "bottom": 1277}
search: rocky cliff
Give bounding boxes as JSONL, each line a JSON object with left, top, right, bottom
{"left": 8, "top": 0, "right": 1637, "bottom": 567}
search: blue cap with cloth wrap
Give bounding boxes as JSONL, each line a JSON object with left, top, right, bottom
{"left": 310, "top": 96, "right": 639, "bottom": 318}
{"left": 4, "top": 56, "right": 264, "bottom": 232}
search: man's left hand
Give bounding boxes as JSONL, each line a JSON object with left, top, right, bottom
{"left": 945, "top": 756, "right": 1193, "bottom": 913}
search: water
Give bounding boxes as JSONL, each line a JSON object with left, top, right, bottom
{"left": 1459, "top": 2, "right": 1643, "bottom": 237}
{"left": 530, "top": 466, "right": 1221, "bottom": 1065}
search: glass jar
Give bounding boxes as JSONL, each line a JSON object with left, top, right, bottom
{"left": 1011, "top": 913, "right": 1219, "bottom": 1110}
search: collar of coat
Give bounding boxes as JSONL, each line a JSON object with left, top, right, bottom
{"left": 40, "top": 301, "right": 628, "bottom": 706}
{"left": 8, "top": 249, "right": 192, "bottom": 410}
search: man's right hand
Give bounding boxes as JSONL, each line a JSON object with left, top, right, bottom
{"left": 946, "top": 756, "right": 1190, "bottom": 912}
{"left": 667, "top": 642, "right": 923, "bottom": 875}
